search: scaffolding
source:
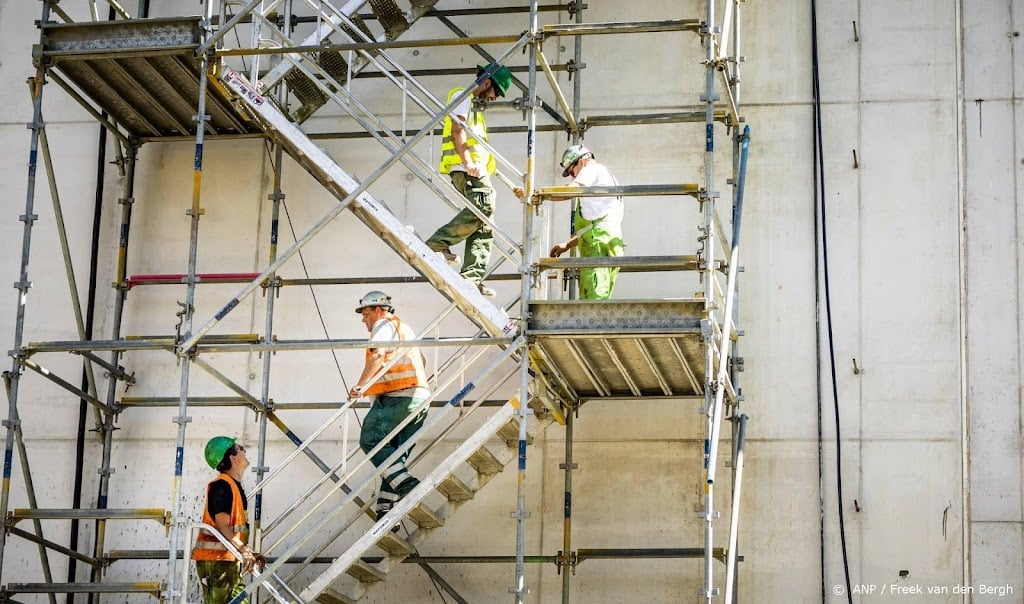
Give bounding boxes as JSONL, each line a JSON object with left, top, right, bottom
{"left": 2, "top": 0, "right": 750, "bottom": 602}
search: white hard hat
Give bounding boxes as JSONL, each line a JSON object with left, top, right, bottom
{"left": 355, "top": 290, "right": 393, "bottom": 313}
{"left": 560, "top": 144, "right": 593, "bottom": 177}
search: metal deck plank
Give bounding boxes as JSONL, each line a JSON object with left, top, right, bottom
{"left": 57, "top": 60, "right": 162, "bottom": 137}
{"left": 634, "top": 338, "right": 673, "bottom": 396}
{"left": 564, "top": 339, "right": 610, "bottom": 397}
{"left": 668, "top": 337, "right": 703, "bottom": 395}
{"left": 98, "top": 58, "right": 191, "bottom": 136}
{"left": 601, "top": 339, "right": 641, "bottom": 396}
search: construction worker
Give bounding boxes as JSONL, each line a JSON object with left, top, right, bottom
{"left": 349, "top": 291, "right": 430, "bottom": 521}
{"left": 425, "top": 63, "right": 514, "bottom": 298}
{"left": 518, "top": 144, "right": 625, "bottom": 299}
{"left": 192, "top": 436, "right": 265, "bottom": 604}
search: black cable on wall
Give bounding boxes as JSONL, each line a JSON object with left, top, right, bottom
{"left": 810, "top": 0, "right": 853, "bottom": 601}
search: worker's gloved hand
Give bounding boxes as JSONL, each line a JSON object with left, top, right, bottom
{"left": 253, "top": 552, "right": 267, "bottom": 572}
{"left": 512, "top": 186, "right": 525, "bottom": 200}
{"left": 550, "top": 242, "right": 570, "bottom": 258}
{"left": 240, "top": 548, "right": 257, "bottom": 574}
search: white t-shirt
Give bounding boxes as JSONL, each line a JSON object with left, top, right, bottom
{"left": 447, "top": 92, "right": 490, "bottom": 174}
{"left": 369, "top": 317, "right": 430, "bottom": 399}
{"left": 572, "top": 162, "right": 624, "bottom": 235}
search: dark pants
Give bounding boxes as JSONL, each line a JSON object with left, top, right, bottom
{"left": 426, "top": 172, "right": 496, "bottom": 282}
{"left": 360, "top": 393, "right": 428, "bottom": 513}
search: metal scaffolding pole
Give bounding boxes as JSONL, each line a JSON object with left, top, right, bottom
{"left": 513, "top": 2, "right": 540, "bottom": 601}
{"left": 701, "top": 0, "right": 721, "bottom": 601}
{"left": 252, "top": 140, "right": 285, "bottom": 576}
{"left": 166, "top": 4, "right": 214, "bottom": 596}
{"left": 0, "top": 0, "right": 54, "bottom": 584}
{"left": 89, "top": 144, "right": 139, "bottom": 604}
{"left": 559, "top": 405, "right": 576, "bottom": 603}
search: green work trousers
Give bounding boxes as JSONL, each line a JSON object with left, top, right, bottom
{"left": 426, "top": 172, "right": 496, "bottom": 283}
{"left": 196, "top": 560, "right": 247, "bottom": 604}
{"left": 576, "top": 214, "right": 624, "bottom": 300}
{"left": 360, "top": 393, "right": 428, "bottom": 508}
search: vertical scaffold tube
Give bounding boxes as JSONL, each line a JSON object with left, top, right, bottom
{"left": 724, "top": 414, "right": 748, "bottom": 604}
{"left": 566, "top": 0, "right": 584, "bottom": 300}
{"left": 514, "top": 3, "right": 540, "bottom": 602}
{"left": 702, "top": 0, "right": 719, "bottom": 600}
{"left": 167, "top": 8, "right": 214, "bottom": 595}
{"left": 560, "top": 407, "right": 575, "bottom": 603}
{"left": 0, "top": 0, "right": 53, "bottom": 582}
{"left": 254, "top": 143, "right": 285, "bottom": 555}
{"left": 91, "top": 145, "right": 139, "bottom": 597}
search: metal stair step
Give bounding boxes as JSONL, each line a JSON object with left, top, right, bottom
{"left": 368, "top": 0, "right": 410, "bottom": 39}
{"left": 406, "top": 503, "right": 444, "bottom": 529}
{"left": 345, "top": 559, "right": 386, "bottom": 584}
{"left": 496, "top": 419, "right": 534, "bottom": 447}
{"left": 375, "top": 530, "right": 415, "bottom": 556}
{"left": 317, "top": 587, "right": 357, "bottom": 604}
{"left": 467, "top": 446, "right": 504, "bottom": 475}
{"left": 437, "top": 474, "right": 475, "bottom": 502}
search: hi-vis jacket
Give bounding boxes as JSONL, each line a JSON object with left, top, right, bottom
{"left": 364, "top": 316, "right": 429, "bottom": 396}
{"left": 439, "top": 87, "right": 496, "bottom": 176}
{"left": 192, "top": 474, "right": 248, "bottom": 562}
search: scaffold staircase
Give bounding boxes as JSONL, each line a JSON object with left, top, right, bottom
{"left": 227, "top": 390, "right": 555, "bottom": 604}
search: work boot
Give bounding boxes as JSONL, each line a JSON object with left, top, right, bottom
{"left": 432, "top": 247, "right": 461, "bottom": 266}
{"left": 375, "top": 503, "right": 401, "bottom": 533}
{"left": 463, "top": 277, "right": 495, "bottom": 297}
{"left": 394, "top": 476, "right": 420, "bottom": 498}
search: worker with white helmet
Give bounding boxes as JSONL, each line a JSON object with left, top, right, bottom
{"left": 520, "top": 144, "right": 625, "bottom": 299}
{"left": 349, "top": 291, "right": 431, "bottom": 522}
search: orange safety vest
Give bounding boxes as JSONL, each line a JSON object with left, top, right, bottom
{"left": 192, "top": 474, "right": 249, "bottom": 562}
{"left": 363, "top": 316, "right": 428, "bottom": 396}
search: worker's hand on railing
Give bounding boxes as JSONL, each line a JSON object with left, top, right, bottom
{"left": 348, "top": 385, "right": 364, "bottom": 400}
{"left": 550, "top": 242, "right": 571, "bottom": 258}
{"left": 512, "top": 186, "right": 525, "bottom": 200}
{"left": 253, "top": 552, "right": 267, "bottom": 573}
{"left": 240, "top": 546, "right": 258, "bottom": 574}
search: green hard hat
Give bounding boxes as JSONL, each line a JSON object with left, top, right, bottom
{"left": 479, "top": 64, "right": 512, "bottom": 97}
{"left": 204, "top": 436, "right": 236, "bottom": 470}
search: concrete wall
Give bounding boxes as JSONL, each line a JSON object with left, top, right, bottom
{"left": 0, "top": 0, "right": 1020, "bottom": 602}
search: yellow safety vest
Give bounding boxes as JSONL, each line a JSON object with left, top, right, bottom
{"left": 439, "top": 87, "right": 496, "bottom": 176}
{"left": 364, "top": 316, "right": 428, "bottom": 396}
{"left": 192, "top": 474, "right": 249, "bottom": 562}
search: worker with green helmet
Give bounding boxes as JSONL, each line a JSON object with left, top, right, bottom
{"left": 192, "top": 436, "right": 265, "bottom": 603}
{"left": 425, "top": 63, "right": 514, "bottom": 298}
{"left": 518, "top": 144, "right": 625, "bottom": 299}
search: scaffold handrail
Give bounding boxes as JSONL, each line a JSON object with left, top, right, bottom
{"left": 541, "top": 19, "right": 702, "bottom": 37}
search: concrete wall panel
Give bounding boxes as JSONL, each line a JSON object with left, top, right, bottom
{"left": 860, "top": 2, "right": 956, "bottom": 102}
{"left": 970, "top": 522, "right": 1023, "bottom": 602}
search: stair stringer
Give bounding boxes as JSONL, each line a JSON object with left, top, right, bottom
{"left": 217, "top": 66, "right": 517, "bottom": 339}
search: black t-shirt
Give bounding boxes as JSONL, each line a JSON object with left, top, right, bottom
{"left": 208, "top": 476, "right": 248, "bottom": 518}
